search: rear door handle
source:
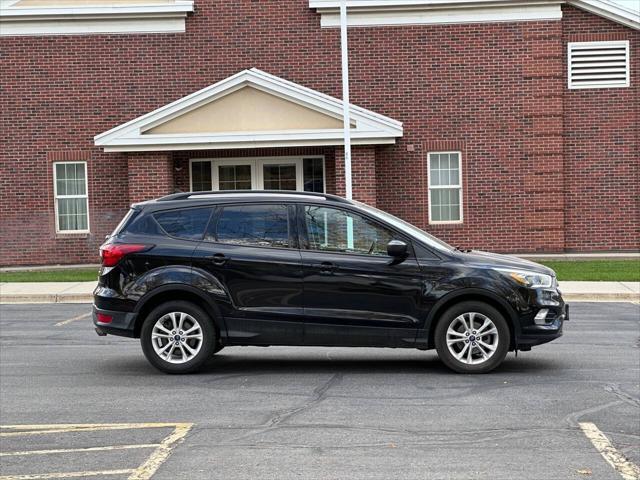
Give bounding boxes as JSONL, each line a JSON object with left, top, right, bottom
{"left": 208, "top": 253, "right": 228, "bottom": 266}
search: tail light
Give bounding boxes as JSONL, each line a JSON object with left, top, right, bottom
{"left": 100, "top": 244, "right": 152, "bottom": 267}
{"left": 96, "top": 313, "right": 113, "bottom": 324}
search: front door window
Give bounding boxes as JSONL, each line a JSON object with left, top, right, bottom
{"left": 304, "top": 205, "right": 395, "bottom": 257}
{"left": 190, "top": 157, "right": 324, "bottom": 193}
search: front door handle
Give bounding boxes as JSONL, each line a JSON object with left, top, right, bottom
{"left": 209, "top": 253, "right": 228, "bottom": 266}
{"left": 316, "top": 261, "right": 337, "bottom": 274}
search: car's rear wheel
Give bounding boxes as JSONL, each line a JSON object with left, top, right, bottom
{"left": 140, "top": 301, "right": 216, "bottom": 374}
{"left": 434, "top": 301, "right": 510, "bottom": 374}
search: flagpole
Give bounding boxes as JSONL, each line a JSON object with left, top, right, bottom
{"left": 340, "top": 0, "right": 352, "bottom": 201}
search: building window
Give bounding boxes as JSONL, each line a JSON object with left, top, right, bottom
{"left": 428, "top": 152, "right": 462, "bottom": 224}
{"left": 53, "top": 162, "right": 89, "bottom": 233}
{"left": 190, "top": 161, "right": 212, "bottom": 192}
{"left": 568, "top": 41, "right": 630, "bottom": 89}
{"left": 303, "top": 158, "right": 325, "bottom": 193}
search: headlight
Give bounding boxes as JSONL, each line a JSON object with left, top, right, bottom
{"left": 494, "top": 268, "right": 553, "bottom": 288}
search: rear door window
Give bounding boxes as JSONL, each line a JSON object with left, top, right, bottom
{"left": 154, "top": 207, "right": 213, "bottom": 240}
{"left": 207, "top": 204, "right": 292, "bottom": 248}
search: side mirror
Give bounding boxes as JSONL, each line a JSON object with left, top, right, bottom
{"left": 387, "top": 239, "right": 408, "bottom": 258}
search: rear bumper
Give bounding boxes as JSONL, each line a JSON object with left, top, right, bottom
{"left": 92, "top": 305, "right": 138, "bottom": 338}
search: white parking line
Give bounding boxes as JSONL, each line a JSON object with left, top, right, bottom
{"left": 579, "top": 422, "right": 640, "bottom": 480}
{"left": 54, "top": 313, "right": 91, "bottom": 327}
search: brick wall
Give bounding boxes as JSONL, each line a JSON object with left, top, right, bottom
{"left": 127, "top": 153, "right": 174, "bottom": 203}
{"left": 561, "top": 6, "right": 640, "bottom": 251}
{"left": 333, "top": 146, "right": 377, "bottom": 206}
{"left": 0, "top": 1, "right": 638, "bottom": 266}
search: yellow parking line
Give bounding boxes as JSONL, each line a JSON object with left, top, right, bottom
{"left": 0, "top": 470, "right": 134, "bottom": 480}
{"left": 579, "top": 422, "right": 640, "bottom": 480}
{"left": 0, "top": 423, "right": 182, "bottom": 437}
{"left": 54, "top": 313, "right": 91, "bottom": 327}
{"left": 129, "top": 423, "right": 193, "bottom": 480}
{"left": 0, "top": 444, "right": 160, "bottom": 457}
{"left": 0, "top": 423, "right": 193, "bottom": 480}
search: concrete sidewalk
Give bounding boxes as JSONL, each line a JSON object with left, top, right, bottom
{"left": 0, "top": 282, "right": 97, "bottom": 304}
{"left": 0, "top": 280, "right": 638, "bottom": 304}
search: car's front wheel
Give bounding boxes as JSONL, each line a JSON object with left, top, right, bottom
{"left": 140, "top": 301, "right": 216, "bottom": 374}
{"left": 434, "top": 301, "right": 510, "bottom": 374}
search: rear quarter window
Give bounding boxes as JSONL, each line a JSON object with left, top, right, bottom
{"left": 122, "top": 214, "right": 164, "bottom": 236}
{"left": 111, "top": 208, "right": 139, "bottom": 237}
{"left": 154, "top": 207, "right": 213, "bottom": 240}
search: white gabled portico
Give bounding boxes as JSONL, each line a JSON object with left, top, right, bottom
{"left": 94, "top": 68, "right": 403, "bottom": 152}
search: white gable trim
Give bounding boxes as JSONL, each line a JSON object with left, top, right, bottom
{"left": 94, "top": 68, "right": 403, "bottom": 152}
{"left": 570, "top": 0, "right": 639, "bottom": 31}
{"left": 0, "top": 1, "right": 194, "bottom": 36}
{"left": 309, "top": 0, "right": 639, "bottom": 30}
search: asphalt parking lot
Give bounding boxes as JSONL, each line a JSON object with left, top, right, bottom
{"left": 0, "top": 302, "right": 638, "bottom": 480}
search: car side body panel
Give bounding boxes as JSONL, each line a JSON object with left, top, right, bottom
{"left": 93, "top": 192, "right": 566, "bottom": 362}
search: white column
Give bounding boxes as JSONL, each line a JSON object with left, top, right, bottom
{"left": 340, "top": 0, "right": 352, "bottom": 201}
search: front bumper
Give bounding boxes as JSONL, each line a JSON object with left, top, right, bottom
{"left": 92, "top": 305, "right": 138, "bottom": 338}
{"left": 515, "top": 288, "right": 568, "bottom": 350}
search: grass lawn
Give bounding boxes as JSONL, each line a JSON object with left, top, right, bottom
{"left": 537, "top": 260, "right": 640, "bottom": 282}
{"left": 0, "top": 268, "right": 99, "bottom": 283}
{"left": 0, "top": 260, "right": 638, "bottom": 283}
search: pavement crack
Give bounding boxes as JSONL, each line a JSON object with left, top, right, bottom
{"left": 564, "top": 400, "right": 624, "bottom": 428}
{"left": 265, "top": 373, "right": 343, "bottom": 427}
{"left": 228, "top": 373, "right": 343, "bottom": 443}
{"left": 604, "top": 384, "right": 640, "bottom": 408}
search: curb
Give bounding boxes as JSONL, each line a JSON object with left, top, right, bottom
{"left": 562, "top": 293, "right": 639, "bottom": 302}
{"left": 1, "top": 294, "right": 638, "bottom": 304}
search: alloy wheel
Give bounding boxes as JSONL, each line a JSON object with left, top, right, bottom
{"left": 446, "top": 312, "right": 499, "bottom": 365}
{"left": 151, "top": 312, "right": 203, "bottom": 364}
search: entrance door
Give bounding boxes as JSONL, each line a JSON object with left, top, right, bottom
{"left": 259, "top": 158, "right": 303, "bottom": 191}
{"left": 190, "top": 157, "right": 325, "bottom": 193}
{"left": 212, "top": 159, "right": 257, "bottom": 191}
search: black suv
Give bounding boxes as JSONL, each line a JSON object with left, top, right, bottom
{"left": 94, "top": 191, "right": 567, "bottom": 374}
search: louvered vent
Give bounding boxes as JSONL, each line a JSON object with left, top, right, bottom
{"left": 568, "top": 41, "right": 630, "bottom": 89}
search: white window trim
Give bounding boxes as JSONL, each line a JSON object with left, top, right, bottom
{"left": 189, "top": 156, "right": 326, "bottom": 193}
{"left": 567, "top": 40, "right": 630, "bottom": 90}
{"left": 53, "top": 161, "right": 90, "bottom": 234}
{"left": 0, "top": 1, "right": 194, "bottom": 36}
{"left": 427, "top": 151, "right": 463, "bottom": 225}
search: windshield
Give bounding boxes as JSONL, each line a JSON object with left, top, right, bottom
{"left": 353, "top": 201, "right": 454, "bottom": 253}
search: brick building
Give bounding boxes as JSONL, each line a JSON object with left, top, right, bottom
{"left": 0, "top": 0, "right": 638, "bottom": 266}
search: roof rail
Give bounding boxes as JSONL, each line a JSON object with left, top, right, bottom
{"left": 156, "top": 190, "right": 351, "bottom": 203}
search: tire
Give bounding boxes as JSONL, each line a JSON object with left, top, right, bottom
{"left": 434, "top": 301, "right": 510, "bottom": 374}
{"left": 140, "top": 300, "right": 216, "bottom": 374}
